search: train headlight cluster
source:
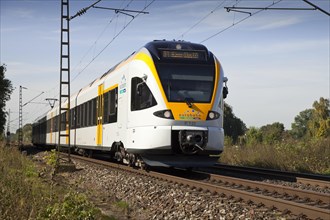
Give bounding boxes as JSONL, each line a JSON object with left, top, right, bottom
{"left": 153, "top": 110, "right": 174, "bottom": 119}
{"left": 206, "top": 111, "right": 220, "bottom": 120}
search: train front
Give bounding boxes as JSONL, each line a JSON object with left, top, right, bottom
{"left": 129, "top": 40, "right": 227, "bottom": 167}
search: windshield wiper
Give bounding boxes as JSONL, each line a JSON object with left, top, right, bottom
{"left": 185, "top": 98, "right": 193, "bottom": 108}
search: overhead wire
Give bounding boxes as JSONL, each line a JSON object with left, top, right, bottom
{"left": 38, "top": 0, "right": 134, "bottom": 104}
{"left": 200, "top": 0, "right": 283, "bottom": 43}
{"left": 178, "top": 0, "right": 228, "bottom": 40}
{"left": 71, "top": 0, "right": 155, "bottom": 82}
{"left": 22, "top": 0, "right": 155, "bottom": 126}
{"left": 71, "top": 0, "right": 134, "bottom": 76}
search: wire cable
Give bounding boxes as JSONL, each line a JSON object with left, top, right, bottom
{"left": 71, "top": 0, "right": 155, "bottom": 82}
{"left": 25, "top": 1, "right": 143, "bottom": 121}
{"left": 71, "top": 0, "right": 134, "bottom": 76}
{"left": 178, "top": 0, "right": 227, "bottom": 40}
{"left": 22, "top": 0, "right": 156, "bottom": 126}
{"left": 200, "top": 0, "right": 283, "bottom": 43}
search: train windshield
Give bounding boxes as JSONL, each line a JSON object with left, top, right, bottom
{"left": 157, "top": 63, "right": 215, "bottom": 103}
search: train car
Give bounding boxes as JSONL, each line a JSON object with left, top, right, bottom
{"left": 32, "top": 40, "right": 228, "bottom": 167}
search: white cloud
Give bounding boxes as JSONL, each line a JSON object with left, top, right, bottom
{"left": 251, "top": 17, "right": 302, "bottom": 30}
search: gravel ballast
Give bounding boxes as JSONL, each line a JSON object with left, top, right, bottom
{"left": 33, "top": 151, "right": 310, "bottom": 219}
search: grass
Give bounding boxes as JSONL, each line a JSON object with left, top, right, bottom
{"left": 0, "top": 143, "right": 107, "bottom": 219}
{"left": 114, "top": 200, "right": 129, "bottom": 210}
{"left": 0, "top": 143, "right": 48, "bottom": 219}
{"left": 220, "top": 137, "right": 330, "bottom": 175}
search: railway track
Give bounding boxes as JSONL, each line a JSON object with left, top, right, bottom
{"left": 211, "top": 163, "right": 330, "bottom": 189}
{"left": 64, "top": 153, "right": 330, "bottom": 219}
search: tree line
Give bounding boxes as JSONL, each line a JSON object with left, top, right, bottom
{"left": 224, "top": 97, "right": 330, "bottom": 146}
{"left": 0, "top": 64, "right": 13, "bottom": 138}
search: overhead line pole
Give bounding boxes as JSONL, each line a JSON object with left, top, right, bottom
{"left": 58, "top": 0, "right": 72, "bottom": 164}
{"left": 19, "top": 86, "right": 27, "bottom": 150}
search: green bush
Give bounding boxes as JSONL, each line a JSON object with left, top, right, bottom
{"left": 43, "top": 149, "right": 58, "bottom": 167}
{"left": 39, "top": 191, "right": 100, "bottom": 220}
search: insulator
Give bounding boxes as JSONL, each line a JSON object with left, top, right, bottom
{"left": 77, "top": 8, "right": 87, "bottom": 16}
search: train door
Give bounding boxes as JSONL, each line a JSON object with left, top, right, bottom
{"left": 96, "top": 84, "right": 104, "bottom": 146}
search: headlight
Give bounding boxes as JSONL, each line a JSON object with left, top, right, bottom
{"left": 206, "top": 111, "right": 220, "bottom": 120}
{"left": 153, "top": 110, "right": 174, "bottom": 119}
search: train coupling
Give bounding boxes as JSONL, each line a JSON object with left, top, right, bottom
{"left": 178, "top": 130, "right": 208, "bottom": 154}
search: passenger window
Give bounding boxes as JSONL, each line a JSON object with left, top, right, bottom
{"left": 76, "top": 105, "right": 81, "bottom": 128}
{"left": 103, "top": 88, "right": 118, "bottom": 123}
{"left": 109, "top": 88, "right": 118, "bottom": 123}
{"left": 103, "top": 92, "right": 109, "bottom": 123}
{"left": 92, "top": 98, "right": 97, "bottom": 125}
{"left": 131, "top": 77, "right": 157, "bottom": 111}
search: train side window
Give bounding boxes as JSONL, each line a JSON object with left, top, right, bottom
{"left": 70, "top": 108, "right": 74, "bottom": 129}
{"left": 103, "top": 92, "right": 109, "bottom": 124}
{"left": 109, "top": 88, "right": 117, "bottom": 123}
{"left": 76, "top": 105, "right": 81, "bottom": 128}
{"left": 131, "top": 77, "right": 157, "bottom": 111}
{"left": 85, "top": 102, "right": 88, "bottom": 127}
{"left": 92, "top": 98, "right": 97, "bottom": 125}
{"left": 54, "top": 115, "right": 57, "bottom": 132}
{"left": 81, "top": 104, "right": 84, "bottom": 127}
{"left": 60, "top": 112, "right": 65, "bottom": 131}
{"left": 80, "top": 104, "right": 84, "bottom": 127}
{"left": 84, "top": 102, "right": 88, "bottom": 127}
{"left": 46, "top": 119, "right": 50, "bottom": 133}
{"left": 87, "top": 101, "right": 91, "bottom": 126}
{"left": 56, "top": 115, "right": 59, "bottom": 132}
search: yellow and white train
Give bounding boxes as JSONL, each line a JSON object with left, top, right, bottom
{"left": 32, "top": 40, "right": 228, "bottom": 167}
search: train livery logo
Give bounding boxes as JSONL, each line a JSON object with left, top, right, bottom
{"left": 179, "top": 109, "right": 202, "bottom": 120}
{"left": 119, "top": 74, "right": 126, "bottom": 94}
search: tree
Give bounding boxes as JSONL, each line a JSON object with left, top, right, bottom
{"left": 291, "top": 109, "right": 313, "bottom": 139}
{"left": 308, "top": 97, "right": 330, "bottom": 138}
{"left": 0, "top": 64, "right": 13, "bottom": 134}
{"left": 260, "top": 122, "right": 285, "bottom": 144}
{"left": 290, "top": 97, "right": 330, "bottom": 139}
{"left": 245, "top": 126, "right": 263, "bottom": 146}
{"left": 223, "top": 102, "right": 247, "bottom": 143}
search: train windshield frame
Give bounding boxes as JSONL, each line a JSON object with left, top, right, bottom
{"left": 156, "top": 62, "right": 215, "bottom": 103}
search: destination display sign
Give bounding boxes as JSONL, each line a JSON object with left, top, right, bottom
{"left": 160, "top": 50, "right": 206, "bottom": 60}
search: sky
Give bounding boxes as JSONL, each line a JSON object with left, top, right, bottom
{"left": 1, "top": 0, "right": 329, "bottom": 132}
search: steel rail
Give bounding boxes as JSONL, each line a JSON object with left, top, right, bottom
{"left": 205, "top": 171, "right": 330, "bottom": 204}
{"left": 214, "top": 163, "right": 330, "bottom": 188}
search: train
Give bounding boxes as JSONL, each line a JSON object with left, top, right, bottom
{"left": 32, "top": 40, "right": 228, "bottom": 167}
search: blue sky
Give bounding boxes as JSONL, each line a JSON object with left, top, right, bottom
{"left": 1, "top": 0, "right": 329, "bottom": 132}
